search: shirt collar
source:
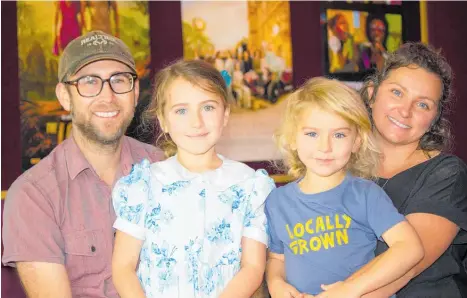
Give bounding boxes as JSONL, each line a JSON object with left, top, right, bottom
{"left": 65, "top": 136, "right": 136, "bottom": 180}
{"left": 64, "top": 136, "right": 92, "bottom": 180}
{"left": 119, "top": 136, "right": 135, "bottom": 177}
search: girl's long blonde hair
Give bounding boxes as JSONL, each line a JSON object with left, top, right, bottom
{"left": 274, "top": 77, "right": 380, "bottom": 180}
{"left": 142, "top": 59, "right": 229, "bottom": 158}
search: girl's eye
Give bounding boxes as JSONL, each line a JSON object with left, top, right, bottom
{"left": 175, "top": 108, "right": 187, "bottom": 115}
{"left": 306, "top": 132, "right": 317, "bottom": 137}
{"left": 417, "top": 102, "right": 429, "bottom": 110}
{"left": 203, "top": 105, "right": 215, "bottom": 111}
{"left": 391, "top": 89, "right": 402, "bottom": 97}
{"left": 334, "top": 132, "right": 346, "bottom": 139}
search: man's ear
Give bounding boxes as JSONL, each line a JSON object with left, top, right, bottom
{"left": 56, "top": 83, "right": 71, "bottom": 112}
{"left": 134, "top": 80, "right": 140, "bottom": 107}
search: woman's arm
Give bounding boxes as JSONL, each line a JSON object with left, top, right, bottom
{"left": 318, "top": 221, "right": 424, "bottom": 298}
{"left": 357, "top": 213, "right": 458, "bottom": 297}
{"left": 266, "top": 252, "right": 304, "bottom": 298}
{"left": 112, "top": 231, "right": 146, "bottom": 298}
{"left": 220, "top": 237, "right": 266, "bottom": 298}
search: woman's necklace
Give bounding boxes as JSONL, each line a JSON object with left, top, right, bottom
{"left": 380, "top": 177, "right": 391, "bottom": 189}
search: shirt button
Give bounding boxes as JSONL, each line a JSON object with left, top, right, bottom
{"left": 91, "top": 245, "right": 96, "bottom": 253}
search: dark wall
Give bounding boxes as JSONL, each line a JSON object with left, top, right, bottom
{"left": 427, "top": 1, "right": 467, "bottom": 161}
{"left": 1, "top": 1, "right": 21, "bottom": 190}
{"left": 2, "top": 2, "right": 467, "bottom": 297}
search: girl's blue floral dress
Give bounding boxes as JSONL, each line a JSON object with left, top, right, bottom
{"left": 112, "top": 155, "right": 275, "bottom": 298}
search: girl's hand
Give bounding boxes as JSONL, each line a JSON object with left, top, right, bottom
{"left": 314, "top": 281, "right": 361, "bottom": 298}
{"left": 269, "top": 279, "right": 305, "bottom": 298}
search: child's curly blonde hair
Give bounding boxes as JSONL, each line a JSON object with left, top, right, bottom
{"left": 274, "top": 77, "right": 380, "bottom": 180}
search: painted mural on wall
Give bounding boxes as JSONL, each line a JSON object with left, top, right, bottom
{"left": 181, "top": 0, "right": 294, "bottom": 162}
{"left": 17, "top": 1, "right": 150, "bottom": 171}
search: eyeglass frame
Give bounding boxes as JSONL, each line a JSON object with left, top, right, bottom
{"left": 62, "top": 72, "right": 138, "bottom": 98}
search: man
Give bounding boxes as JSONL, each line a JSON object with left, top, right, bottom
{"left": 2, "top": 31, "right": 163, "bottom": 298}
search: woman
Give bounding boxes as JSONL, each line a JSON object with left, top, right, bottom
{"left": 359, "top": 42, "right": 467, "bottom": 297}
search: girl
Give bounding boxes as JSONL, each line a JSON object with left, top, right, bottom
{"left": 111, "top": 60, "right": 275, "bottom": 298}
{"left": 265, "top": 77, "right": 424, "bottom": 298}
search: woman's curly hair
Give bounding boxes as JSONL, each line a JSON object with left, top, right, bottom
{"left": 360, "top": 42, "right": 454, "bottom": 152}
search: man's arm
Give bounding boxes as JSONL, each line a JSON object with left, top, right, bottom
{"left": 3, "top": 179, "right": 71, "bottom": 297}
{"left": 17, "top": 262, "right": 72, "bottom": 298}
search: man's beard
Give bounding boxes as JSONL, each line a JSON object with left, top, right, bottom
{"left": 71, "top": 107, "right": 133, "bottom": 146}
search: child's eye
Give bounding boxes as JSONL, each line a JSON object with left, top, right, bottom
{"left": 334, "top": 132, "right": 346, "bottom": 139}
{"left": 175, "top": 108, "right": 187, "bottom": 115}
{"left": 306, "top": 132, "right": 318, "bottom": 138}
{"left": 203, "top": 105, "right": 215, "bottom": 112}
{"left": 391, "top": 89, "right": 402, "bottom": 97}
{"left": 417, "top": 102, "right": 429, "bottom": 110}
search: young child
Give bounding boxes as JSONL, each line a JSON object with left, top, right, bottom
{"left": 265, "top": 77, "right": 424, "bottom": 298}
{"left": 111, "top": 60, "right": 275, "bottom": 298}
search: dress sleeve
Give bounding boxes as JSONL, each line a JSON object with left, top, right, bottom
{"left": 404, "top": 156, "right": 467, "bottom": 235}
{"left": 112, "top": 159, "right": 152, "bottom": 241}
{"left": 242, "top": 169, "right": 276, "bottom": 246}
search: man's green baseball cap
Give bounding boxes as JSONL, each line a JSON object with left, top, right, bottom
{"left": 58, "top": 30, "right": 136, "bottom": 82}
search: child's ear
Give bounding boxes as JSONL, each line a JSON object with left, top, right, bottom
{"left": 352, "top": 135, "right": 362, "bottom": 153}
{"left": 289, "top": 139, "right": 297, "bottom": 151}
{"left": 223, "top": 104, "right": 231, "bottom": 127}
{"left": 157, "top": 116, "right": 168, "bottom": 133}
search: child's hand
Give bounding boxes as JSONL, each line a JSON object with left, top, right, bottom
{"left": 313, "top": 281, "right": 361, "bottom": 298}
{"left": 269, "top": 279, "right": 305, "bottom": 298}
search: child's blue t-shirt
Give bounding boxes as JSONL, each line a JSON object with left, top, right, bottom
{"left": 265, "top": 174, "right": 405, "bottom": 295}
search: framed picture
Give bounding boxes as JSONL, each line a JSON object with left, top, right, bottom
{"left": 181, "top": 0, "right": 294, "bottom": 164}
{"left": 321, "top": 1, "right": 408, "bottom": 81}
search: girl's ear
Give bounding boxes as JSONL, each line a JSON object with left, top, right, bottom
{"left": 223, "top": 104, "right": 231, "bottom": 127}
{"left": 158, "top": 116, "right": 168, "bottom": 133}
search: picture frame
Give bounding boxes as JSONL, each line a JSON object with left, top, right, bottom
{"left": 321, "top": 1, "right": 414, "bottom": 81}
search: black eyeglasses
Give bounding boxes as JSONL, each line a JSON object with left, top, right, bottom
{"left": 63, "top": 72, "right": 138, "bottom": 97}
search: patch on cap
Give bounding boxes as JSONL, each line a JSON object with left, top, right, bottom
{"left": 58, "top": 31, "right": 136, "bottom": 82}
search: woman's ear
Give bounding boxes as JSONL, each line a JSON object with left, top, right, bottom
{"left": 366, "top": 82, "right": 376, "bottom": 108}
